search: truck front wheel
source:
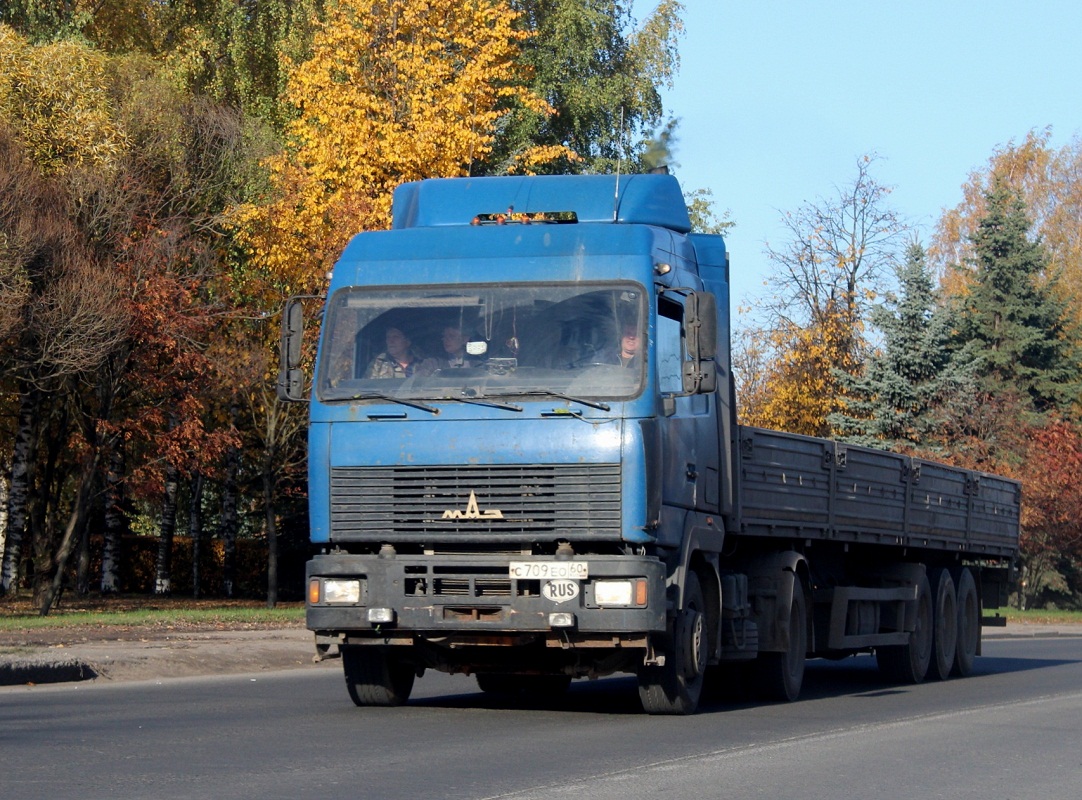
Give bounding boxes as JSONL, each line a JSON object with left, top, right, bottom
{"left": 342, "top": 645, "right": 415, "bottom": 706}
{"left": 637, "top": 571, "right": 707, "bottom": 715}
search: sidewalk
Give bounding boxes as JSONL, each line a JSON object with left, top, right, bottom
{"left": 2, "top": 621, "right": 1079, "bottom": 688}
{"left": 0, "top": 626, "right": 339, "bottom": 687}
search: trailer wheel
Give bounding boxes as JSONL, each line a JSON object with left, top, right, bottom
{"left": 637, "top": 571, "right": 707, "bottom": 715}
{"left": 756, "top": 577, "right": 807, "bottom": 702}
{"left": 342, "top": 645, "right": 415, "bottom": 706}
{"left": 928, "top": 568, "right": 958, "bottom": 681}
{"left": 952, "top": 567, "right": 980, "bottom": 677}
{"left": 877, "top": 570, "right": 933, "bottom": 684}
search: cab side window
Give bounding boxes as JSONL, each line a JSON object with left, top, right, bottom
{"left": 656, "top": 297, "right": 684, "bottom": 395}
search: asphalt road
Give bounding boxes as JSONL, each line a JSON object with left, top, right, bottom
{"left": 4, "top": 635, "right": 1081, "bottom": 800}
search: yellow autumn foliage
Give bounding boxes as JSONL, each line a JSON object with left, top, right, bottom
{"left": 232, "top": 0, "right": 567, "bottom": 297}
{"left": 0, "top": 25, "right": 125, "bottom": 173}
{"left": 740, "top": 307, "right": 859, "bottom": 438}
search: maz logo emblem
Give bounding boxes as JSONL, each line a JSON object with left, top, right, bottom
{"left": 442, "top": 490, "right": 504, "bottom": 520}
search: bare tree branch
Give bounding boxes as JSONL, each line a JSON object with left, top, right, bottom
{"left": 762, "top": 153, "right": 906, "bottom": 333}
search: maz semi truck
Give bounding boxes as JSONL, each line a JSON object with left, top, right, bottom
{"left": 278, "top": 174, "right": 1019, "bottom": 714}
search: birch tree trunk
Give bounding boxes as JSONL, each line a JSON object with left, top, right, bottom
{"left": 100, "top": 442, "right": 125, "bottom": 593}
{"left": 0, "top": 462, "right": 9, "bottom": 572}
{"left": 0, "top": 388, "right": 39, "bottom": 597}
{"left": 154, "top": 458, "right": 179, "bottom": 595}
{"left": 189, "top": 472, "right": 204, "bottom": 599}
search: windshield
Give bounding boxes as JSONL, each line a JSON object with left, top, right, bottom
{"left": 317, "top": 282, "right": 646, "bottom": 403}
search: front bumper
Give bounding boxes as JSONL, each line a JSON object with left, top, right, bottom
{"left": 306, "top": 552, "right": 667, "bottom": 639}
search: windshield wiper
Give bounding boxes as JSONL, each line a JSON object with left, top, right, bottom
{"left": 496, "top": 390, "right": 611, "bottom": 412}
{"left": 448, "top": 392, "right": 523, "bottom": 412}
{"left": 343, "top": 392, "right": 439, "bottom": 414}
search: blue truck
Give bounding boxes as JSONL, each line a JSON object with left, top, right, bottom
{"left": 278, "top": 174, "right": 1019, "bottom": 714}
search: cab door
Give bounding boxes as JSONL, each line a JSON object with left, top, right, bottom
{"left": 655, "top": 294, "right": 721, "bottom": 514}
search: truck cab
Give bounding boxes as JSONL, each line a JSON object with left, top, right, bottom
{"left": 287, "top": 174, "right": 733, "bottom": 713}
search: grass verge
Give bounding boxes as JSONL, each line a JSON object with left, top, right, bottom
{"left": 986, "top": 607, "right": 1082, "bottom": 625}
{"left": 0, "top": 596, "right": 305, "bottom": 632}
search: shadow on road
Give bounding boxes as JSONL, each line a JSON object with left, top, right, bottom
{"left": 795, "top": 650, "right": 1080, "bottom": 702}
{"left": 404, "top": 645, "right": 1081, "bottom": 716}
{"left": 418, "top": 675, "right": 645, "bottom": 715}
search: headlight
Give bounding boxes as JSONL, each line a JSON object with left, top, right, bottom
{"left": 593, "top": 579, "right": 648, "bottom": 607}
{"left": 321, "top": 578, "right": 362, "bottom": 604}
{"left": 595, "top": 580, "right": 633, "bottom": 606}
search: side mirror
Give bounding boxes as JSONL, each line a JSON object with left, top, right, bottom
{"left": 682, "top": 291, "right": 718, "bottom": 394}
{"left": 682, "top": 360, "right": 717, "bottom": 394}
{"left": 685, "top": 292, "right": 718, "bottom": 361}
{"left": 277, "top": 368, "right": 305, "bottom": 402}
{"left": 278, "top": 298, "right": 306, "bottom": 402}
{"left": 282, "top": 299, "right": 304, "bottom": 369}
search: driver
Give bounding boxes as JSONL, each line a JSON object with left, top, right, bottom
{"left": 439, "top": 326, "right": 478, "bottom": 368}
{"left": 364, "top": 327, "right": 436, "bottom": 378}
{"left": 601, "top": 322, "right": 641, "bottom": 368}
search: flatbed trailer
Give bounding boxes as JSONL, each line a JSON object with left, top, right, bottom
{"left": 738, "top": 426, "right": 1018, "bottom": 558}
{"left": 729, "top": 426, "right": 1017, "bottom": 689}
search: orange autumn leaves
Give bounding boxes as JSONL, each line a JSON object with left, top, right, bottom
{"left": 740, "top": 304, "right": 859, "bottom": 438}
{"left": 233, "top": 0, "right": 571, "bottom": 298}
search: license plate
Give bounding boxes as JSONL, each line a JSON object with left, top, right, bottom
{"left": 509, "top": 561, "right": 589, "bottom": 580}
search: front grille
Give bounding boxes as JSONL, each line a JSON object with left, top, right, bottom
{"left": 405, "top": 571, "right": 539, "bottom": 598}
{"left": 330, "top": 464, "right": 622, "bottom": 542}
{"left": 433, "top": 578, "right": 513, "bottom": 597}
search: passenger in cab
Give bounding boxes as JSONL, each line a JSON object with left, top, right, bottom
{"left": 364, "top": 327, "right": 435, "bottom": 378}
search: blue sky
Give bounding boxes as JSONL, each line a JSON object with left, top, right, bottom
{"left": 655, "top": 0, "right": 1082, "bottom": 310}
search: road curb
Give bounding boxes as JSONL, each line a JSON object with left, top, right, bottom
{"left": 983, "top": 628, "right": 1082, "bottom": 640}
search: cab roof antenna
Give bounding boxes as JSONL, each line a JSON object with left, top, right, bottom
{"left": 613, "top": 106, "right": 625, "bottom": 222}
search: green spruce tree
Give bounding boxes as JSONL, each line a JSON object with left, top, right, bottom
{"left": 481, "top": 0, "right": 684, "bottom": 174}
{"left": 831, "top": 243, "right": 975, "bottom": 449}
{"left": 962, "top": 179, "right": 1080, "bottom": 413}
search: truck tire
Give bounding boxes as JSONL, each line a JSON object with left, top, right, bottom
{"left": 756, "top": 577, "right": 807, "bottom": 702}
{"left": 342, "top": 645, "right": 415, "bottom": 706}
{"left": 476, "top": 674, "right": 572, "bottom": 696}
{"left": 952, "top": 567, "right": 980, "bottom": 677}
{"left": 928, "top": 568, "right": 958, "bottom": 681}
{"left": 637, "top": 571, "right": 707, "bottom": 715}
{"left": 877, "top": 570, "right": 933, "bottom": 684}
